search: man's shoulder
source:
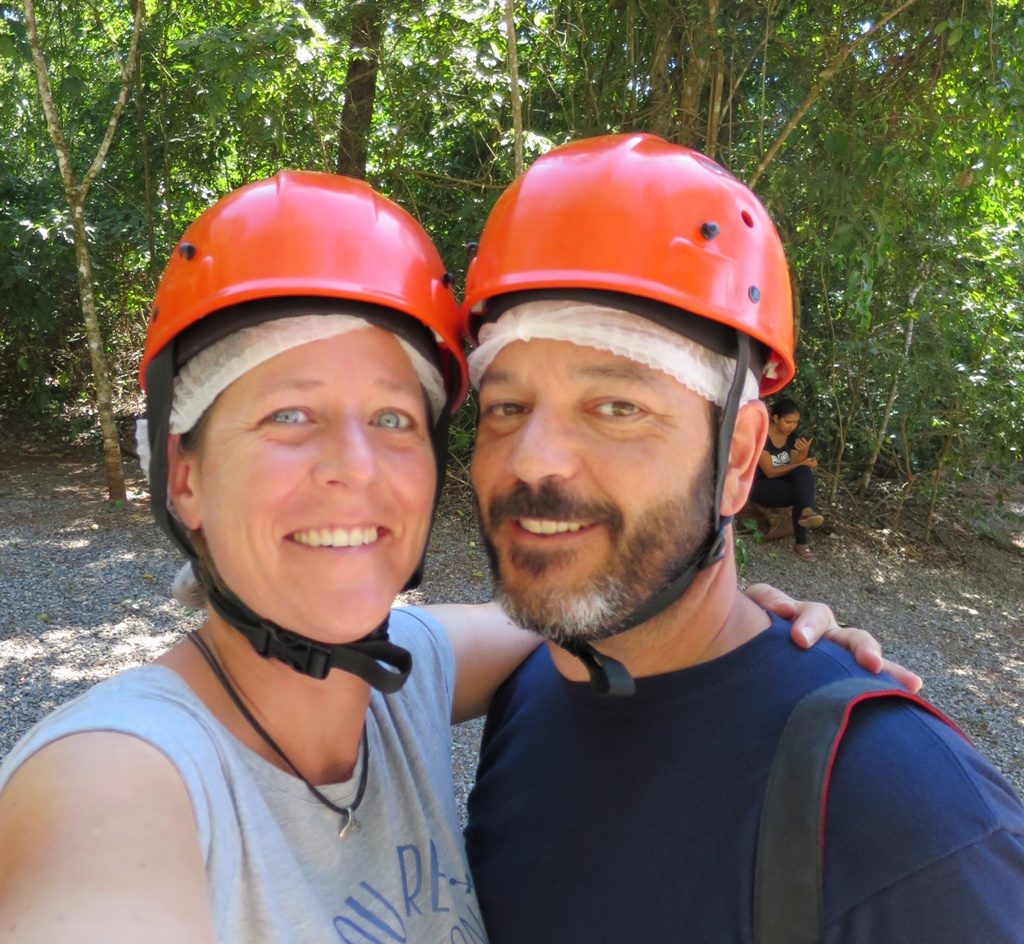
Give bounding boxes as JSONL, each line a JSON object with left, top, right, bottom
{"left": 819, "top": 685, "right": 1024, "bottom": 926}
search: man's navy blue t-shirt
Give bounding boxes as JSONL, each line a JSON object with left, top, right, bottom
{"left": 466, "top": 615, "right": 1024, "bottom": 943}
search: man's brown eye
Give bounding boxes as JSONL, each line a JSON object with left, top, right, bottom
{"left": 596, "top": 401, "right": 640, "bottom": 417}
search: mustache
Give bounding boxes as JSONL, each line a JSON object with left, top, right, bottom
{"left": 485, "top": 481, "right": 624, "bottom": 540}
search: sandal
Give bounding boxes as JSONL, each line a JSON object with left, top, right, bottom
{"left": 798, "top": 508, "right": 824, "bottom": 529}
{"left": 793, "top": 544, "right": 815, "bottom": 562}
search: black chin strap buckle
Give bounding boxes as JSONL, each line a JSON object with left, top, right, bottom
{"left": 562, "top": 640, "right": 636, "bottom": 697}
{"left": 205, "top": 584, "right": 411, "bottom": 691}
{"left": 254, "top": 626, "right": 333, "bottom": 680}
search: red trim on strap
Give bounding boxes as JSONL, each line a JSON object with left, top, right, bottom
{"left": 818, "top": 689, "right": 968, "bottom": 850}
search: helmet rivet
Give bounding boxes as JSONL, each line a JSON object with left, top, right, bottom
{"left": 178, "top": 242, "right": 197, "bottom": 261}
{"left": 442, "top": 272, "right": 454, "bottom": 287}
{"left": 748, "top": 285, "right": 761, "bottom": 303}
{"left": 700, "top": 221, "right": 720, "bottom": 240}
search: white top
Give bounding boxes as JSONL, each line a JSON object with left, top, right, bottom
{"left": 0, "top": 607, "right": 485, "bottom": 943}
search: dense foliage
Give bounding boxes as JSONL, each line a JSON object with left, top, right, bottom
{"left": 2, "top": 0, "right": 1022, "bottom": 517}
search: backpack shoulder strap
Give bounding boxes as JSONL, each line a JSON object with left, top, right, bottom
{"left": 754, "top": 676, "right": 964, "bottom": 944}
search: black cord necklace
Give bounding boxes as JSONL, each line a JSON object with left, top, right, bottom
{"left": 188, "top": 631, "right": 370, "bottom": 839}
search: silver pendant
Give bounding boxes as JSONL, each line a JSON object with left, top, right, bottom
{"left": 338, "top": 808, "right": 359, "bottom": 840}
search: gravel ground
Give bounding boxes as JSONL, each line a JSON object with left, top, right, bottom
{"left": 1, "top": 446, "right": 1022, "bottom": 819}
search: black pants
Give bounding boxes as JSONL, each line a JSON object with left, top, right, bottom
{"left": 750, "top": 466, "right": 816, "bottom": 544}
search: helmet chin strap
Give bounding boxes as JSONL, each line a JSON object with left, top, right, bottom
{"left": 145, "top": 346, "right": 423, "bottom": 694}
{"left": 198, "top": 570, "right": 411, "bottom": 692}
{"left": 559, "top": 333, "right": 751, "bottom": 698}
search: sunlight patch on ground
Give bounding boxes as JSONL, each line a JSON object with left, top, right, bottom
{"left": 50, "top": 537, "right": 91, "bottom": 549}
{"left": 50, "top": 664, "right": 124, "bottom": 683}
{"left": 107, "top": 633, "right": 179, "bottom": 660}
{"left": 83, "top": 550, "right": 139, "bottom": 564}
{"left": 0, "top": 641, "right": 46, "bottom": 665}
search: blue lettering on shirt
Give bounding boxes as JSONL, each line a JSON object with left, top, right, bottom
{"left": 334, "top": 840, "right": 479, "bottom": 943}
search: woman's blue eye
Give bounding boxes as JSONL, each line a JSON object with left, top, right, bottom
{"left": 270, "top": 408, "right": 308, "bottom": 424}
{"left": 375, "top": 411, "right": 411, "bottom": 429}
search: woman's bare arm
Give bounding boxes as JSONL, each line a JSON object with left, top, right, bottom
{"left": 426, "top": 602, "right": 541, "bottom": 723}
{"left": 0, "top": 732, "right": 215, "bottom": 944}
{"left": 433, "top": 588, "right": 922, "bottom": 723}
{"left": 757, "top": 449, "right": 815, "bottom": 478}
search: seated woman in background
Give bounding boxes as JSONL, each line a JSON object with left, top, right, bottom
{"left": 750, "top": 397, "right": 824, "bottom": 562}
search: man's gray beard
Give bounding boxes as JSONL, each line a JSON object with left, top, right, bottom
{"left": 494, "top": 571, "right": 630, "bottom": 645}
{"left": 482, "top": 466, "right": 715, "bottom": 646}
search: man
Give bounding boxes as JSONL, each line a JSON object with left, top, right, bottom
{"left": 460, "top": 134, "right": 1024, "bottom": 942}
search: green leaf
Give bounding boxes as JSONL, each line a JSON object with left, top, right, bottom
{"left": 0, "top": 34, "right": 21, "bottom": 60}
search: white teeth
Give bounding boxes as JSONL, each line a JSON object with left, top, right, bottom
{"left": 292, "top": 527, "right": 380, "bottom": 548}
{"left": 519, "top": 518, "right": 586, "bottom": 535}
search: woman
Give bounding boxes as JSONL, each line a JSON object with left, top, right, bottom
{"left": 0, "top": 173, "right": 909, "bottom": 942}
{"left": 750, "top": 397, "right": 824, "bottom": 561}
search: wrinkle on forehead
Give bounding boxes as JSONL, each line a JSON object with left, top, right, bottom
{"left": 257, "top": 373, "right": 423, "bottom": 399}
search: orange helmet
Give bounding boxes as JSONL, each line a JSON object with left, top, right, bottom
{"left": 142, "top": 169, "right": 467, "bottom": 410}
{"left": 139, "top": 171, "right": 466, "bottom": 692}
{"left": 462, "top": 133, "right": 794, "bottom": 394}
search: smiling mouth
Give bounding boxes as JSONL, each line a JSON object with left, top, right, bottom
{"left": 517, "top": 518, "right": 593, "bottom": 536}
{"left": 291, "top": 526, "right": 380, "bottom": 548}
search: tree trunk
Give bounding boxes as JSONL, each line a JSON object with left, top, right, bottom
{"left": 155, "top": 0, "right": 174, "bottom": 241}
{"left": 677, "top": 0, "right": 718, "bottom": 149}
{"left": 336, "top": 1, "right": 382, "bottom": 179}
{"left": 704, "top": 46, "right": 724, "bottom": 158}
{"left": 677, "top": 37, "right": 707, "bottom": 147}
{"left": 133, "top": 40, "right": 159, "bottom": 281}
{"left": 504, "top": 0, "right": 524, "bottom": 176}
{"left": 70, "top": 200, "right": 127, "bottom": 500}
{"left": 649, "top": 26, "right": 673, "bottom": 138}
{"left": 789, "top": 260, "right": 802, "bottom": 347}
{"left": 24, "top": 0, "right": 143, "bottom": 501}
{"left": 828, "top": 377, "right": 861, "bottom": 506}
{"left": 625, "top": 0, "right": 639, "bottom": 126}
{"left": 924, "top": 433, "right": 953, "bottom": 544}
{"left": 859, "top": 312, "right": 916, "bottom": 495}
{"left": 890, "top": 411, "right": 915, "bottom": 531}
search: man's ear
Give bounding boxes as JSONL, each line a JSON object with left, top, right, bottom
{"left": 721, "top": 400, "right": 768, "bottom": 517}
{"left": 166, "top": 434, "right": 203, "bottom": 530}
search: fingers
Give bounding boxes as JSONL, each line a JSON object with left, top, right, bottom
{"left": 880, "top": 659, "right": 924, "bottom": 694}
{"left": 744, "top": 583, "right": 798, "bottom": 619}
{"left": 747, "top": 588, "right": 925, "bottom": 694}
{"left": 788, "top": 603, "right": 839, "bottom": 646}
{"left": 829, "top": 625, "right": 884, "bottom": 672}
{"left": 822, "top": 626, "right": 925, "bottom": 693}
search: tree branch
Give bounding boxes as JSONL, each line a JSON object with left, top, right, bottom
{"left": 504, "top": 0, "right": 524, "bottom": 175}
{"left": 23, "top": 0, "right": 75, "bottom": 194}
{"left": 749, "top": 0, "right": 920, "bottom": 187}
{"left": 78, "top": 0, "right": 144, "bottom": 202}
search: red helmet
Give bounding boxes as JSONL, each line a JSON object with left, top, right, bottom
{"left": 462, "top": 133, "right": 794, "bottom": 394}
{"left": 141, "top": 169, "right": 467, "bottom": 410}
